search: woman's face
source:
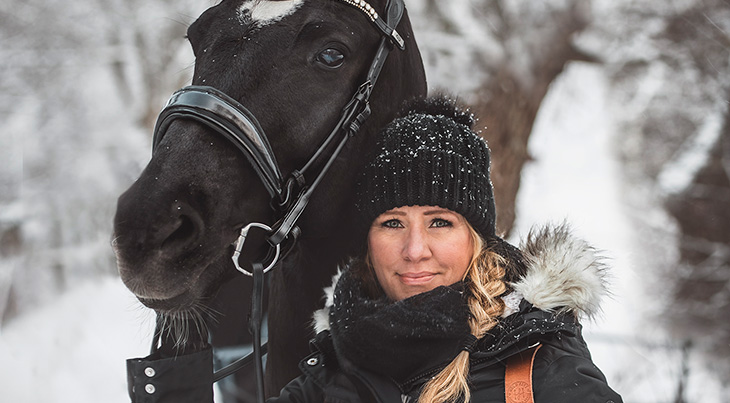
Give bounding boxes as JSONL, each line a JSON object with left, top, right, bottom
{"left": 367, "top": 205, "right": 473, "bottom": 301}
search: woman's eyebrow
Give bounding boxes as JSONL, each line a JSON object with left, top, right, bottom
{"left": 423, "top": 209, "right": 455, "bottom": 216}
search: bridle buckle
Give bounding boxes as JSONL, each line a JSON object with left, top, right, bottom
{"left": 232, "top": 223, "right": 281, "bottom": 276}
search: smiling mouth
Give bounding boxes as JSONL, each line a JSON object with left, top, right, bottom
{"left": 398, "top": 272, "right": 437, "bottom": 286}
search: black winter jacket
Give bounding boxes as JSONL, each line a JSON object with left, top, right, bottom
{"left": 270, "top": 225, "right": 622, "bottom": 402}
{"left": 274, "top": 308, "right": 619, "bottom": 403}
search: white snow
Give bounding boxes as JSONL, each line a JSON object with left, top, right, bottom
{"left": 0, "top": 277, "right": 156, "bottom": 403}
{"left": 513, "top": 63, "right": 640, "bottom": 331}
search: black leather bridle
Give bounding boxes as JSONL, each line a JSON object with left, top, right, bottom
{"left": 148, "top": 0, "right": 407, "bottom": 401}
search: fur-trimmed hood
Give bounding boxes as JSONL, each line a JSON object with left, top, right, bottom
{"left": 514, "top": 223, "right": 610, "bottom": 319}
{"left": 314, "top": 223, "right": 610, "bottom": 333}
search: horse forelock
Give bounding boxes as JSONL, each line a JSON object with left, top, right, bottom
{"left": 238, "top": 0, "right": 305, "bottom": 27}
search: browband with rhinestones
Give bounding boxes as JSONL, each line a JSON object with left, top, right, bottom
{"left": 338, "top": 0, "right": 405, "bottom": 49}
{"left": 340, "top": 0, "right": 379, "bottom": 21}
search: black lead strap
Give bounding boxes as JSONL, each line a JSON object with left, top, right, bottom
{"left": 250, "top": 262, "right": 266, "bottom": 402}
{"left": 212, "top": 344, "right": 267, "bottom": 382}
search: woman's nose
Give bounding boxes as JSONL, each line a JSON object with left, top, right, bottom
{"left": 402, "top": 226, "right": 432, "bottom": 262}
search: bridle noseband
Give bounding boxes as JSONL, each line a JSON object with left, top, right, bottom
{"left": 154, "top": 87, "right": 284, "bottom": 201}
{"left": 148, "top": 0, "right": 407, "bottom": 400}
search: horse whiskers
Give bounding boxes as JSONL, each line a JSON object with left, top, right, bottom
{"left": 157, "top": 305, "right": 212, "bottom": 350}
{"left": 195, "top": 301, "right": 223, "bottom": 324}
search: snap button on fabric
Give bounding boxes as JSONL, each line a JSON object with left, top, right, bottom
{"left": 144, "top": 367, "right": 156, "bottom": 377}
{"left": 145, "top": 384, "right": 156, "bottom": 394}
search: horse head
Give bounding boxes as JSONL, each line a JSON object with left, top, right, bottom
{"left": 114, "top": 0, "right": 425, "bottom": 319}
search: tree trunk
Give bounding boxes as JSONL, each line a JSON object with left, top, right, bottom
{"left": 471, "top": 4, "right": 596, "bottom": 236}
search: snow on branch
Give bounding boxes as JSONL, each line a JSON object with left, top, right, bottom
{"left": 657, "top": 103, "right": 725, "bottom": 195}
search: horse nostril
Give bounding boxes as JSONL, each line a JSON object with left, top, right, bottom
{"left": 162, "top": 215, "right": 196, "bottom": 249}
{"left": 159, "top": 202, "right": 205, "bottom": 252}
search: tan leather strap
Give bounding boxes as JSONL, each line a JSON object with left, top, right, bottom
{"left": 505, "top": 344, "right": 542, "bottom": 403}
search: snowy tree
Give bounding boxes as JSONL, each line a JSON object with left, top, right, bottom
{"left": 409, "top": 0, "right": 597, "bottom": 235}
{"left": 582, "top": 0, "right": 730, "bottom": 394}
{"left": 414, "top": 0, "right": 730, "bottom": 396}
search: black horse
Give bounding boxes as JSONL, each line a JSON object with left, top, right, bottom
{"left": 113, "top": 0, "right": 426, "bottom": 398}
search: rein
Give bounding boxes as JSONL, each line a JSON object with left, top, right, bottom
{"left": 147, "top": 0, "right": 407, "bottom": 401}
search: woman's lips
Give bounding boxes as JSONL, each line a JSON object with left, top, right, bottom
{"left": 398, "top": 271, "right": 436, "bottom": 285}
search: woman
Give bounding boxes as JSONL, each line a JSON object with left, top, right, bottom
{"left": 271, "top": 97, "right": 623, "bottom": 402}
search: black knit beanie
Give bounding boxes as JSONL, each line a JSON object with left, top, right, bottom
{"left": 355, "top": 96, "right": 496, "bottom": 238}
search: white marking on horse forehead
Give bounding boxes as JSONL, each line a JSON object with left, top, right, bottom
{"left": 238, "top": 0, "right": 305, "bottom": 26}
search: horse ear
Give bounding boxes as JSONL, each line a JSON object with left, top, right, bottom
{"left": 398, "top": 94, "right": 475, "bottom": 128}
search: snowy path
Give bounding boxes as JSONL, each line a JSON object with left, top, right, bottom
{"left": 0, "top": 277, "right": 155, "bottom": 403}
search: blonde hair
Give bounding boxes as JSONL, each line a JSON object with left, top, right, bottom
{"left": 417, "top": 226, "right": 507, "bottom": 403}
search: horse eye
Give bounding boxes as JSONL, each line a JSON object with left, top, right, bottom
{"left": 316, "top": 48, "right": 345, "bottom": 68}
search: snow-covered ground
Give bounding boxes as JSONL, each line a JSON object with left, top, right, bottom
{"left": 0, "top": 277, "right": 155, "bottom": 402}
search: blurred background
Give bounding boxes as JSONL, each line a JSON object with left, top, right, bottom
{"left": 1, "top": 0, "right": 728, "bottom": 402}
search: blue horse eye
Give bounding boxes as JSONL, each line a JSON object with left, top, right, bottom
{"left": 317, "top": 48, "right": 345, "bottom": 68}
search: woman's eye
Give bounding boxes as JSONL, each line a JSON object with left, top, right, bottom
{"left": 316, "top": 48, "right": 345, "bottom": 68}
{"left": 382, "top": 219, "right": 402, "bottom": 229}
{"left": 431, "top": 218, "right": 452, "bottom": 228}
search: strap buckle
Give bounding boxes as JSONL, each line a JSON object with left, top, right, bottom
{"left": 232, "top": 223, "right": 281, "bottom": 276}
